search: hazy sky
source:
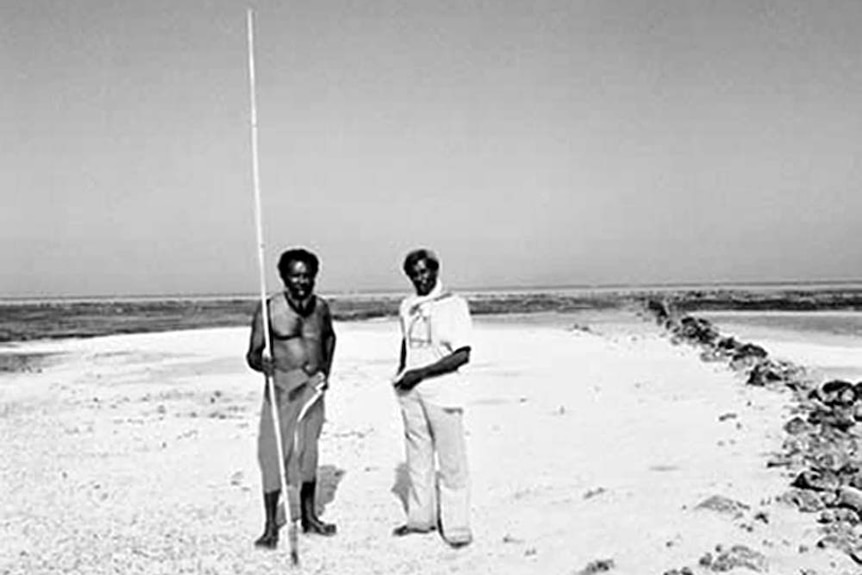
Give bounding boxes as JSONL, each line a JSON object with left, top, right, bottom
{"left": 3, "top": 0, "right": 861, "bottom": 297}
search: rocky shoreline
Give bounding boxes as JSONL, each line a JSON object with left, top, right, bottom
{"left": 647, "top": 299, "right": 862, "bottom": 570}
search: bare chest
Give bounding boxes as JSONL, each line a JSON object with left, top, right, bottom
{"left": 268, "top": 296, "right": 325, "bottom": 341}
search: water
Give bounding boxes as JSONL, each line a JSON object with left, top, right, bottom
{"left": 700, "top": 311, "right": 862, "bottom": 340}
{"left": 700, "top": 311, "right": 862, "bottom": 382}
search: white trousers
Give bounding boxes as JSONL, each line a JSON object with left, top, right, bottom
{"left": 397, "top": 389, "right": 471, "bottom": 543}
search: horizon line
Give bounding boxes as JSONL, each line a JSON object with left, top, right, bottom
{"left": 3, "top": 278, "right": 862, "bottom": 303}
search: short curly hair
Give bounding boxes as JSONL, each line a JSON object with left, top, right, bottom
{"left": 402, "top": 248, "right": 440, "bottom": 275}
{"left": 277, "top": 248, "right": 320, "bottom": 279}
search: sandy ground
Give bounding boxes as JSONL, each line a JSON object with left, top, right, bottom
{"left": 1, "top": 310, "right": 858, "bottom": 574}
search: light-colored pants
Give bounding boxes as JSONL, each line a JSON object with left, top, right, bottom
{"left": 258, "top": 380, "right": 324, "bottom": 494}
{"left": 398, "top": 389, "right": 471, "bottom": 543}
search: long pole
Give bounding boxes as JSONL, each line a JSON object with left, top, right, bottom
{"left": 246, "top": 8, "right": 300, "bottom": 565}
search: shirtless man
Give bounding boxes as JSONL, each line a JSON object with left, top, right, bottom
{"left": 246, "top": 248, "right": 337, "bottom": 549}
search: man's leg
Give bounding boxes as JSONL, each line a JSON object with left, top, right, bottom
{"left": 255, "top": 398, "right": 285, "bottom": 548}
{"left": 297, "top": 397, "right": 336, "bottom": 535}
{"left": 255, "top": 390, "right": 301, "bottom": 548}
{"left": 426, "top": 403, "right": 471, "bottom": 547}
{"left": 394, "top": 390, "right": 437, "bottom": 535}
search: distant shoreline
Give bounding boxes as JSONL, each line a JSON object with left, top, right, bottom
{"left": 4, "top": 279, "right": 862, "bottom": 305}
{"left": 3, "top": 287, "right": 862, "bottom": 344}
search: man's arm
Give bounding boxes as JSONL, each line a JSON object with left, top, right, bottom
{"left": 320, "top": 301, "right": 336, "bottom": 381}
{"left": 246, "top": 303, "right": 274, "bottom": 375}
{"left": 394, "top": 346, "right": 471, "bottom": 391}
{"left": 398, "top": 338, "right": 406, "bottom": 374}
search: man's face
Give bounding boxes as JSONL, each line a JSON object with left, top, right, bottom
{"left": 407, "top": 258, "right": 438, "bottom": 297}
{"left": 283, "top": 260, "right": 316, "bottom": 301}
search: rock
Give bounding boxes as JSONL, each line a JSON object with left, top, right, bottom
{"left": 848, "top": 474, "right": 862, "bottom": 491}
{"left": 709, "top": 545, "right": 768, "bottom": 572}
{"left": 735, "top": 343, "right": 768, "bottom": 359}
{"left": 784, "top": 416, "right": 810, "bottom": 435}
{"left": 779, "top": 488, "right": 825, "bottom": 512}
{"left": 811, "top": 441, "right": 854, "bottom": 472}
{"left": 575, "top": 558, "right": 615, "bottom": 574}
{"left": 747, "top": 361, "right": 785, "bottom": 386}
{"left": 815, "top": 526, "right": 858, "bottom": 556}
{"left": 695, "top": 495, "right": 750, "bottom": 517}
{"left": 730, "top": 343, "right": 769, "bottom": 370}
{"left": 716, "top": 337, "right": 740, "bottom": 352}
{"left": 834, "top": 508, "right": 860, "bottom": 524}
{"left": 819, "top": 509, "right": 837, "bottom": 524}
{"left": 821, "top": 490, "right": 839, "bottom": 507}
{"left": 809, "top": 406, "right": 856, "bottom": 431}
{"left": 821, "top": 380, "right": 856, "bottom": 405}
{"left": 662, "top": 567, "right": 694, "bottom": 575}
{"left": 583, "top": 487, "right": 606, "bottom": 499}
{"left": 676, "top": 316, "right": 719, "bottom": 344}
{"left": 792, "top": 470, "right": 840, "bottom": 492}
{"left": 837, "top": 486, "right": 862, "bottom": 514}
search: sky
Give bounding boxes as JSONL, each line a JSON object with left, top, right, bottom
{"left": 2, "top": 0, "right": 861, "bottom": 297}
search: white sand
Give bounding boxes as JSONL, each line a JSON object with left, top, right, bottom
{"left": 1, "top": 311, "right": 855, "bottom": 574}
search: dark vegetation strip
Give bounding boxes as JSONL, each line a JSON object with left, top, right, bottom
{"left": 0, "top": 294, "right": 629, "bottom": 343}
{"left": 3, "top": 288, "right": 861, "bottom": 343}
{"left": 668, "top": 288, "right": 862, "bottom": 312}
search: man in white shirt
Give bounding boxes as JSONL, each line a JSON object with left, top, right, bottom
{"left": 392, "top": 248, "right": 473, "bottom": 548}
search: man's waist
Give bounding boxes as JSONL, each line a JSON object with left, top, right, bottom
{"left": 272, "top": 367, "right": 325, "bottom": 390}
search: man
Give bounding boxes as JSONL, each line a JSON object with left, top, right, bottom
{"left": 246, "top": 247, "right": 337, "bottom": 549}
{"left": 392, "top": 248, "right": 473, "bottom": 548}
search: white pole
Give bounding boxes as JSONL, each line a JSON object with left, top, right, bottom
{"left": 246, "top": 8, "right": 300, "bottom": 565}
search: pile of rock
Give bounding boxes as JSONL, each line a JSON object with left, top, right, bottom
{"left": 662, "top": 543, "right": 769, "bottom": 574}
{"left": 778, "top": 379, "right": 862, "bottom": 562}
{"left": 645, "top": 299, "right": 806, "bottom": 389}
{"left": 645, "top": 298, "right": 862, "bottom": 565}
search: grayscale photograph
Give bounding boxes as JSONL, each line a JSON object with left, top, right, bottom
{"left": 2, "top": 1, "right": 862, "bottom": 573}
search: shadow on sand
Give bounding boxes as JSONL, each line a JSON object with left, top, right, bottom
{"left": 391, "top": 461, "right": 410, "bottom": 513}
{"left": 316, "top": 464, "right": 346, "bottom": 515}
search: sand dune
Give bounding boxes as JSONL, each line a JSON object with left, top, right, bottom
{"left": 1, "top": 311, "right": 855, "bottom": 574}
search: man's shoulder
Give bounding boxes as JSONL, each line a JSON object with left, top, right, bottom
{"left": 398, "top": 295, "right": 415, "bottom": 313}
{"left": 453, "top": 295, "right": 472, "bottom": 315}
{"left": 266, "top": 292, "right": 289, "bottom": 313}
{"left": 439, "top": 292, "right": 468, "bottom": 306}
{"left": 430, "top": 293, "right": 470, "bottom": 318}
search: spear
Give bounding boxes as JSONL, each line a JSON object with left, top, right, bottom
{"left": 245, "top": 8, "right": 301, "bottom": 566}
